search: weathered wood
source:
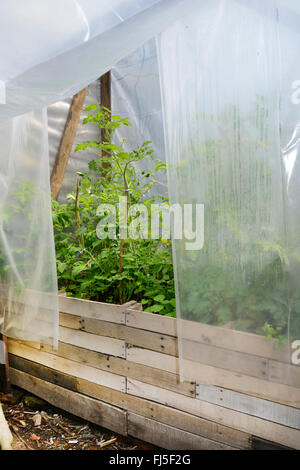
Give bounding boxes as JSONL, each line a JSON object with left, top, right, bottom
{"left": 10, "top": 368, "right": 127, "bottom": 435}
{"left": 59, "top": 326, "right": 126, "bottom": 358}
{"left": 127, "top": 413, "right": 236, "bottom": 450}
{"left": 127, "top": 378, "right": 300, "bottom": 450}
{"left": 7, "top": 355, "right": 250, "bottom": 449}
{"left": 126, "top": 308, "right": 177, "bottom": 336}
{"left": 50, "top": 87, "right": 88, "bottom": 200}
{"left": 127, "top": 347, "right": 300, "bottom": 408}
{"left": 76, "top": 378, "right": 250, "bottom": 449}
{"left": 182, "top": 339, "right": 268, "bottom": 379}
{"left": 196, "top": 384, "right": 300, "bottom": 429}
{"left": 8, "top": 340, "right": 125, "bottom": 392}
{"left": 59, "top": 296, "right": 125, "bottom": 324}
{"left": 41, "top": 341, "right": 194, "bottom": 397}
{"left": 82, "top": 318, "right": 178, "bottom": 356}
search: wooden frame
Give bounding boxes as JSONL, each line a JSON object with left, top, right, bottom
{"left": 4, "top": 293, "right": 300, "bottom": 449}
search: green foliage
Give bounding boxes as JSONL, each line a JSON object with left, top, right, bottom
{"left": 53, "top": 104, "right": 175, "bottom": 315}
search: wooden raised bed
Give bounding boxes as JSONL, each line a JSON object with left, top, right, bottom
{"left": 4, "top": 293, "right": 300, "bottom": 450}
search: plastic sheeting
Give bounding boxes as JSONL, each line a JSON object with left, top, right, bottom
{"left": 48, "top": 80, "right": 101, "bottom": 201}
{"left": 158, "top": 0, "right": 300, "bottom": 397}
{"left": 0, "top": 0, "right": 194, "bottom": 346}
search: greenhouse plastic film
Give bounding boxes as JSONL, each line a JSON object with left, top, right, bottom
{"left": 0, "top": 109, "right": 58, "bottom": 346}
{"left": 158, "top": 0, "right": 300, "bottom": 399}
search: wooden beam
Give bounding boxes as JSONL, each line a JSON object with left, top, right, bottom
{"left": 50, "top": 86, "right": 88, "bottom": 200}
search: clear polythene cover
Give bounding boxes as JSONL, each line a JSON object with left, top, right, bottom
{"left": 0, "top": 0, "right": 194, "bottom": 346}
{"left": 157, "top": 0, "right": 300, "bottom": 407}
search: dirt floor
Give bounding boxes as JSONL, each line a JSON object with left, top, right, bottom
{"left": 1, "top": 386, "right": 156, "bottom": 451}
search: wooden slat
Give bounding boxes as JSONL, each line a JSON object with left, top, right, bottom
{"left": 9, "top": 354, "right": 77, "bottom": 392}
{"left": 76, "top": 379, "right": 251, "bottom": 449}
{"left": 42, "top": 342, "right": 194, "bottom": 397}
{"left": 10, "top": 368, "right": 127, "bottom": 435}
{"left": 127, "top": 378, "right": 300, "bottom": 449}
{"left": 59, "top": 296, "right": 125, "bottom": 324}
{"left": 269, "top": 360, "right": 300, "bottom": 389}
{"left": 59, "top": 326, "right": 126, "bottom": 358}
{"left": 8, "top": 340, "right": 125, "bottom": 392}
{"left": 51, "top": 87, "right": 88, "bottom": 200}
{"left": 8, "top": 355, "right": 251, "bottom": 449}
{"left": 196, "top": 384, "right": 300, "bottom": 429}
{"left": 127, "top": 413, "right": 236, "bottom": 450}
{"left": 59, "top": 313, "right": 82, "bottom": 330}
{"left": 126, "top": 308, "right": 177, "bottom": 336}
{"left": 82, "top": 318, "right": 178, "bottom": 356}
{"left": 127, "top": 347, "right": 300, "bottom": 408}
{"left": 179, "top": 319, "right": 290, "bottom": 362}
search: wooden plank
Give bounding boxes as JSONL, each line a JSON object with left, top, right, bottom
{"left": 59, "top": 313, "right": 82, "bottom": 330}
{"left": 82, "top": 318, "right": 178, "bottom": 356}
{"left": 196, "top": 384, "right": 300, "bottom": 429}
{"left": 127, "top": 347, "right": 300, "bottom": 408}
{"left": 127, "top": 346, "right": 178, "bottom": 373}
{"left": 76, "top": 378, "right": 250, "bottom": 449}
{"left": 126, "top": 308, "right": 290, "bottom": 362}
{"left": 10, "top": 368, "right": 127, "bottom": 435}
{"left": 127, "top": 413, "right": 236, "bottom": 450}
{"left": 127, "top": 378, "right": 300, "bottom": 449}
{"left": 179, "top": 319, "right": 290, "bottom": 362}
{"left": 59, "top": 296, "right": 125, "bottom": 324}
{"left": 182, "top": 339, "right": 269, "bottom": 379}
{"left": 100, "top": 71, "right": 111, "bottom": 166}
{"left": 9, "top": 354, "right": 77, "bottom": 392}
{"left": 42, "top": 341, "right": 194, "bottom": 397}
{"left": 51, "top": 87, "right": 88, "bottom": 200}
{"left": 7, "top": 355, "right": 250, "bottom": 449}
{"left": 8, "top": 340, "right": 125, "bottom": 392}
{"left": 59, "top": 326, "right": 126, "bottom": 358}
{"left": 126, "top": 308, "right": 177, "bottom": 336}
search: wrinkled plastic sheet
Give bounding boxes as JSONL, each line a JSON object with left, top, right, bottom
{"left": 158, "top": 0, "right": 300, "bottom": 399}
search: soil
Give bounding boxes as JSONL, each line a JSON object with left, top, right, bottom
{"left": 1, "top": 386, "right": 156, "bottom": 451}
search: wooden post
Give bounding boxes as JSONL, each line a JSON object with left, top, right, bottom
{"left": 100, "top": 71, "right": 111, "bottom": 171}
{"left": 50, "top": 86, "right": 88, "bottom": 200}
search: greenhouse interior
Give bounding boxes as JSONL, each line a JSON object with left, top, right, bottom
{"left": 0, "top": 0, "right": 299, "bottom": 453}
